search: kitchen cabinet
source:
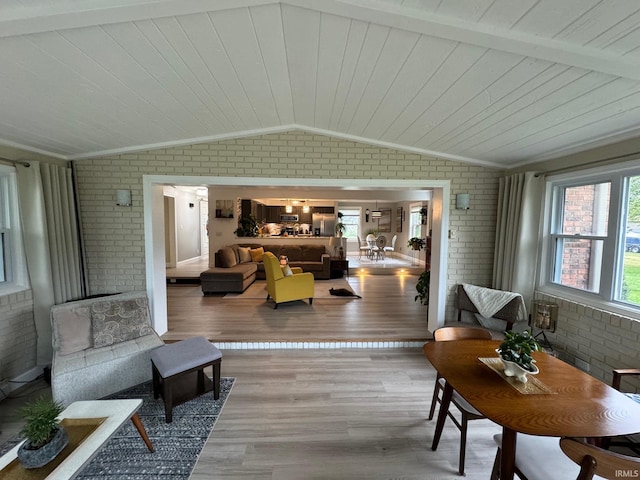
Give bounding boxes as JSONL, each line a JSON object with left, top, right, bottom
{"left": 266, "top": 206, "right": 281, "bottom": 223}
{"left": 299, "top": 208, "right": 312, "bottom": 224}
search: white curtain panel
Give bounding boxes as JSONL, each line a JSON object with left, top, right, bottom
{"left": 16, "top": 161, "right": 83, "bottom": 365}
{"left": 493, "top": 172, "right": 544, "bottom": 309}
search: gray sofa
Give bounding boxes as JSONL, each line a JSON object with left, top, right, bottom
{"left": 50, "top": 291, "right": 164, "bottom": 406}
{"left": 200, "top": 243, "right": 331, "bottom": 294}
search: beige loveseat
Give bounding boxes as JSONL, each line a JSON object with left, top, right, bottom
{"left": 200, "top": 243, "right": 331, "bottom": 294}
{"left": 50, "top": 291, "right": 164, "bottom": 406}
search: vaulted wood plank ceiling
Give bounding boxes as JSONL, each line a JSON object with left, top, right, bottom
{"left": 2, "top": 0, "right": 640, "bottom": 168}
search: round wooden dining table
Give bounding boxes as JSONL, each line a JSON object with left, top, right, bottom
{"left": 423, "top": 339, "right": 640, "bottom": 480}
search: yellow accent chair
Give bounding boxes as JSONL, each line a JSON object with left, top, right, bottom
{"left": 263, "top": 251, "right": 315, "bottom": 309}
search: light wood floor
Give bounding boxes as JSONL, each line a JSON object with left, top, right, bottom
{"left": 191, "top": 349, "right": 501, "bottom": 479}
{"left": 163, "top": 273, "right": 431, "bottom": 344}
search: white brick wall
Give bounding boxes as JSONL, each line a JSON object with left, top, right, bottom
{"left": 0, "top": 290, "right": 36, "bottom": 383}
{"left": 536, "top": 292, "right": 640, "bottom": 390}
{"left": 74, "top": 131, "right": 502, "bottom": 316}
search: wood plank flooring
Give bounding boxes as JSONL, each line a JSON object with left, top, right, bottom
{"left": 164, "top": 274, "right": 431, "bottom": 344}
{"left": 191, "top": 349, "right": 501, "bottom": 479}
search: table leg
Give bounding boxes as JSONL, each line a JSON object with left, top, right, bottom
{"left": 431, "top": 381, "right": 453, "bottom": 450}
{"left": 500, "top": 427, "right": 517, "bottom": 480}
{"left": 130, "top": 412, "right": 155, "bottom": 452}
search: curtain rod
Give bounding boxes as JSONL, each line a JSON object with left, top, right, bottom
{"left": 0, "top": 157, "right": 30, "bottom": 167}
{"left": 535, "top": 150, "right": 640, "bottom": 177}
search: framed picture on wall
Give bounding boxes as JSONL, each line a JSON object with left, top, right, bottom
{"left": 378, "top": 208, "right": 391, "bottom": 232}
{"left": 215, "top": 200, "right": 234, "bottom": 218}
{"left": 396, "top": 207, "right": 403, "bottom": 233}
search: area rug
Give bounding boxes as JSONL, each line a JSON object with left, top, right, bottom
{"left": 0, "top": 377, "right": 234, "bottom": 480}
{"left": 224, "top": 277, "right": 360, "bottom": 299}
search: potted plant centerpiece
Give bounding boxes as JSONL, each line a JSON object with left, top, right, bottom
{"left": 497, "top": 330, "right": 541, "bottom": 383}
{"left": 17, "top": 396, "right": 68, "bottom": 469}
{"left": 408, "top": 237, "right": 426, "bottom": 251}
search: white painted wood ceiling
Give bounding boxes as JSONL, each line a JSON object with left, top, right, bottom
{"left": 3, "top": 0, "right": 640, "bottom": 168}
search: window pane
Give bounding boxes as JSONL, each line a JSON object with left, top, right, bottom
{"left": 619, "top": 175, "right": 640, "bottom": 305}
{"left": 338, "top": 209, "right": 359, "bottom": 239}
{"left": 555, "top": 237, "right": 603, "bottom": 292}
{"left": 561, "top": 183, "right": 610, "bottom": 235}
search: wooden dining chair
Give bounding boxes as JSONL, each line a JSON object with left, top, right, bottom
{"left": 601, "top": 368, "right": 640, "bottom": 454}
{"left": 428, "top": 326, "right": 492, "bottom": 476}
{"left": 490, "top": 433, "right": 640, "bottom": 479}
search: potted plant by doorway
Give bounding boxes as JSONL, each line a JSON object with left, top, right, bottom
{"left": 414, "top": 270, "right": 430, "bottom": 306}
{"left": 408, "top": 237, "right": 426, "bottom": 251}
{"left": 17, "top": 396, "right": 68, "bottom": 469}
{"left": 497, "top": 330, "right": 541, "bottom": 383}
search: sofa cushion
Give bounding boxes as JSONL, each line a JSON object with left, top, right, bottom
{"left": 281, "top": 245, "right": 302, "bottom": 261}
{"left": 238, "top": 246, "right": 252, "bottom": 263}
{"left": 218, "top": 247, "right": 238, "bottom": 268}
{"left": 91, "top": 298, "right": 153, "bottom": 348}
{"left": 302, "top": 244, "right": 326, "bottom": 261}
{"left": 250, "top": 246, "right": 265, "bottom": 262}
{"left": 54, "top": 305, "right": 92, "bottom": 355}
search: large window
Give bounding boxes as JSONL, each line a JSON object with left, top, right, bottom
{"left": 545, "top": 167, "right": 640, "bottom": 311}
{"left": 409, "top": 204, "right": 423, "bottom": 239}
{"left": 0, "top": 166, "right": 28, "bottom": 294}
{"left": 338, "top": 208, "right": 360, "bottom": 239}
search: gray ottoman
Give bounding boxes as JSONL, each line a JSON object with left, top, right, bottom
{"left": 150, "top": 337, "right": 222, "bottom": 423}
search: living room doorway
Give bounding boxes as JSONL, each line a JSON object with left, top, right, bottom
{"left": 143, "top": 176, "right": 451, "bottom": 336}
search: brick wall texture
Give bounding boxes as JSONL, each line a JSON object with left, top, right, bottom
{"left": 73, "top": 130, "right": 502, "bottom": 315}
{"left": 0, "top": 290, "right": 36, "bottom": 383}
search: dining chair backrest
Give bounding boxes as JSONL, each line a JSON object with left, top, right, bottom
{"left": 560, "top": 437, "right": 640, "bottom": 480}
{"left": 366, "top": 234, "right": 376, "bottom": 243}
{"left": 390, "top": 234, "right": 397, "bottom": 248}
{"left": 376, "top": 235, "right": 387, "bottom": 249}
{"left": 434, "top": 326, "right": 492, "bottom": 342}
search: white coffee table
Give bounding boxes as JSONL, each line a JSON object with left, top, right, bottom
{"left": 0, "top": 399, "right": 153, "bottom": 479}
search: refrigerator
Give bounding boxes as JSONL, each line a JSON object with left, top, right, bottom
{"left": 312, "top": 213, "right": 335, "bottom": 237}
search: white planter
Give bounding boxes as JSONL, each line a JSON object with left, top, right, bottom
{"left": 501, "top": 358, "right": 539, "bottom": 383}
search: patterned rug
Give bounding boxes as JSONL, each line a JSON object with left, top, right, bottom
{"left": 1, "top": 377, "right": 234, "bottom": 479}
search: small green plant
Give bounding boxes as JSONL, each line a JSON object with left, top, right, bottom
{"left": 498, "top": 330, "right": 541, "bottom": 372}
{"left": 19, "top": 396, "right": 64, "bottom": 449}
{"left": 414, "top": 270, "right": 430, "bottom": 305}
{"left": 408, "top": 237, "right": 426, "bottom": 250}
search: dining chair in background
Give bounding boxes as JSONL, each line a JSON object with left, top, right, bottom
{"left": 357, "top": 235, "right": 371, "bottom": 259}
{"left": 374, "top": 235, "right": 387, "bottom": 261}
{"left": 428, "top": 326, "right": 493, "bottom": 476}
{"left": 490, "top": 433, "right": 638, "bottom": 479}
{"left": 384, "top": 234, "right": 397, "bottom": 258}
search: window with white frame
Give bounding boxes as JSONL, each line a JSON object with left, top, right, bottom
{"left": 409, "top": 204, "right": 423, "bottom": 239}
{"left": 338, "top": 208, "right": 359, "bottom": 239}
{"left": 545, "top": 166, "right": 640, "bottom": 310}
{"left": 0, "top": 165, "right": 28, "bottom": 294}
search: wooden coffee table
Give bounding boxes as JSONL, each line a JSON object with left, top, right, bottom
{"left": 0, "top": 399, "right": 153, "bottom": 479}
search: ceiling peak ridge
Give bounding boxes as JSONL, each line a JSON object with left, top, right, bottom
{"left": 60, "top": 124, "right": 505, "bottom": 169}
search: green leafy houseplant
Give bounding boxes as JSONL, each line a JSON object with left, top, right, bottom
{"left": 497, "top": 330, "right": 541, "bottom": 372}
{"left": 414, "top": 270, "right": 430, "bottom": 305}
{"left": 235, "top": 215, "right": 259, "bottom": 237}
{"left": 19, "top": 397, "right": 65, "bottom": 449}
{"left": 408, "top": 237, "right": 426, "bottom": 250}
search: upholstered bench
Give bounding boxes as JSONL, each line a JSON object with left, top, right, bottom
{"left": 150, "top": 336, "right": 222, "bottom": 423}
{"left": 200, "top": 263, "right": 257, "bottom": 294}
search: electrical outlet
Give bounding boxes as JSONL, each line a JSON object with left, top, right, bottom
{"left": 574, "top": 358, "right": 590, "bottom": 372}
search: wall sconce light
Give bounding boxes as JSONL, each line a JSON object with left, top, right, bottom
{"left": 456, "top": 193, "right": 470, "bottom": 210}
{"left": 115, "top": 189, "right": 132, "bottom": 207}
{"left": 365, "top": 208, "right": 370, "bottom": 222}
